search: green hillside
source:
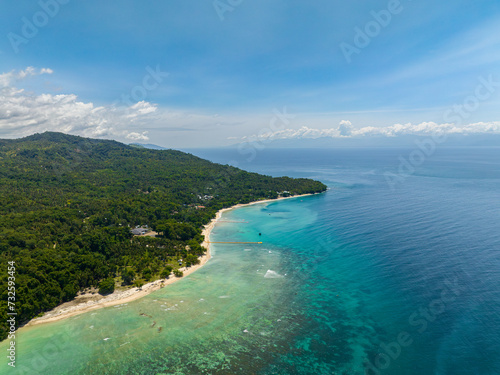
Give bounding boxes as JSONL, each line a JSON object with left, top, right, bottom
{"left": 0, "top": 132, "right": 326, "bottom": 340}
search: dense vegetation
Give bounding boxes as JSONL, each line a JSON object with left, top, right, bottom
{"left": 0, "top": 132, "right": 326, "bottom": 340}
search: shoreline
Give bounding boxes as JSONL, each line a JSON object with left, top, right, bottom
{"left": 25, "top": 193, "right": 316, "bottom": 327}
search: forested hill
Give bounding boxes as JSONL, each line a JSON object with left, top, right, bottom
{"left": 0, "top": 132, "right": 326, "bottom": 340}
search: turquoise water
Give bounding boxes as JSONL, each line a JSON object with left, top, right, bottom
{"left": 2, "top": 148, "right": 500, "bottom": 374}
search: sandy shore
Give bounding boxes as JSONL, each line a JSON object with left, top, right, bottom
{"left": 26, "top": 193, "right": 314, "bottom": 326}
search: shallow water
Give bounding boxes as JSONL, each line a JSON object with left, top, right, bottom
{"left": 2, "top": 148, "right": 500, "bottom": 374}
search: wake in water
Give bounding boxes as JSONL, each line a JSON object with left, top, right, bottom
{"left": 264, "top": 270, "right": 284, "bottom": 278}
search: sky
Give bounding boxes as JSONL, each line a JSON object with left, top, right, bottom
{"left": 1, "top": 0, "right": 500, "bottom": 147}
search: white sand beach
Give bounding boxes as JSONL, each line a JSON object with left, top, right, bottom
{"left": 26, "top": 193, "right": 313, "bottom": 326}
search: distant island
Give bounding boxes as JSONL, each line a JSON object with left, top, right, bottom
{"left": 129, "top": 143, "right": 169, "bottom": 150}
{"left": 0, "top": 132, "right": 326, "bottom": 341}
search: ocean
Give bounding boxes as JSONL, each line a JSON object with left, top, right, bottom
{"left": 2, "top": 147, "right": 500, "bottom": 375}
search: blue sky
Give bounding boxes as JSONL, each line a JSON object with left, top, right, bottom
{"left": 1, "top": 0, "right": 500, "bottom": 147}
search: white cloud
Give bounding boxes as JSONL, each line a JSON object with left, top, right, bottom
{"left": 243, "top": 120, "right": 500, "bottom": 141}
{"left": 0, "top": 67, "right": 53, "bottom": 88}
{"left": 0, "top": 68, "right": 158, "bottom": 141}
{"left": 338, "top": 120, "right": 353, "bottom": 136}
{"left": 3, "top": 67, "right": 499, "bottom": 148}
{"left": 126, "top": 131, "right": 150, "bottom": 141}
{"left": 0, "top": 67, "right": 245, "bottom": 147}
{"left": 126, "top": 101, "right": 157, "bottom": 118}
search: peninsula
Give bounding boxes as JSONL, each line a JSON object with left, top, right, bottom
{"left": 0, "top": 132, "right": 327, "bottom": 340}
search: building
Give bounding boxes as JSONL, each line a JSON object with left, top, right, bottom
{"left": 131, "top": 227, "right": 148, "bottom": 236}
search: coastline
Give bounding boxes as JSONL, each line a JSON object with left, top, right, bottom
{"left": 26, "top": 193, "right": 316, "bottom": 327}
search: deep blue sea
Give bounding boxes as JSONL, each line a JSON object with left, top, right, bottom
{"left": 3, "top": 147, "right": 500, "bottom": 375}
{"left": 186, "top": 147, "right": 500, "bottom": 375}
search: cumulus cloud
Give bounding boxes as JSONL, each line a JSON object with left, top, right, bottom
{"left": 243, "top": 120, "right": 500, "bottom": 141}
{"left": 338, "top": 120, "right": 353, "bottom": 136}
{"left": 0, "top": 66, "right": 53, "bottom": 87}
{"left": 0, "top": 67, "right": 157, "bottom": 141}
{"left": 126, "top": 101, "right": 157, "bottom": 118}
{"left": 126, "top": 131, "right": 149, "bottom": 141}
{"left": 3, "top": 67, "right": 499, "bottom": 148}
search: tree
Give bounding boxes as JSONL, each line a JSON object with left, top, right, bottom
{"left": 0, "top": 132, "right": 327, "bottom": 341}
{"left": 133, "top": 280, "right": 144, "bottom": 288}
{"left": 173, "top": 269, "right": 183, "bottom": 278}
{"left": 185, "top": 254, "right": 200, "bottom": 267}
{"left": 142, "top": 267, "right": 152, "bottom": 281}
{"left": 98, "top": 278, "right": 115, "bottom": 295}
{"left": 121, "top": 269, "right": 135, "bottom": 285}
{"left": 61, "top": 283, "right": 79, "bottom": 302}
{"left": 160, "top": 266, "right": 173, "bottom": 279}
